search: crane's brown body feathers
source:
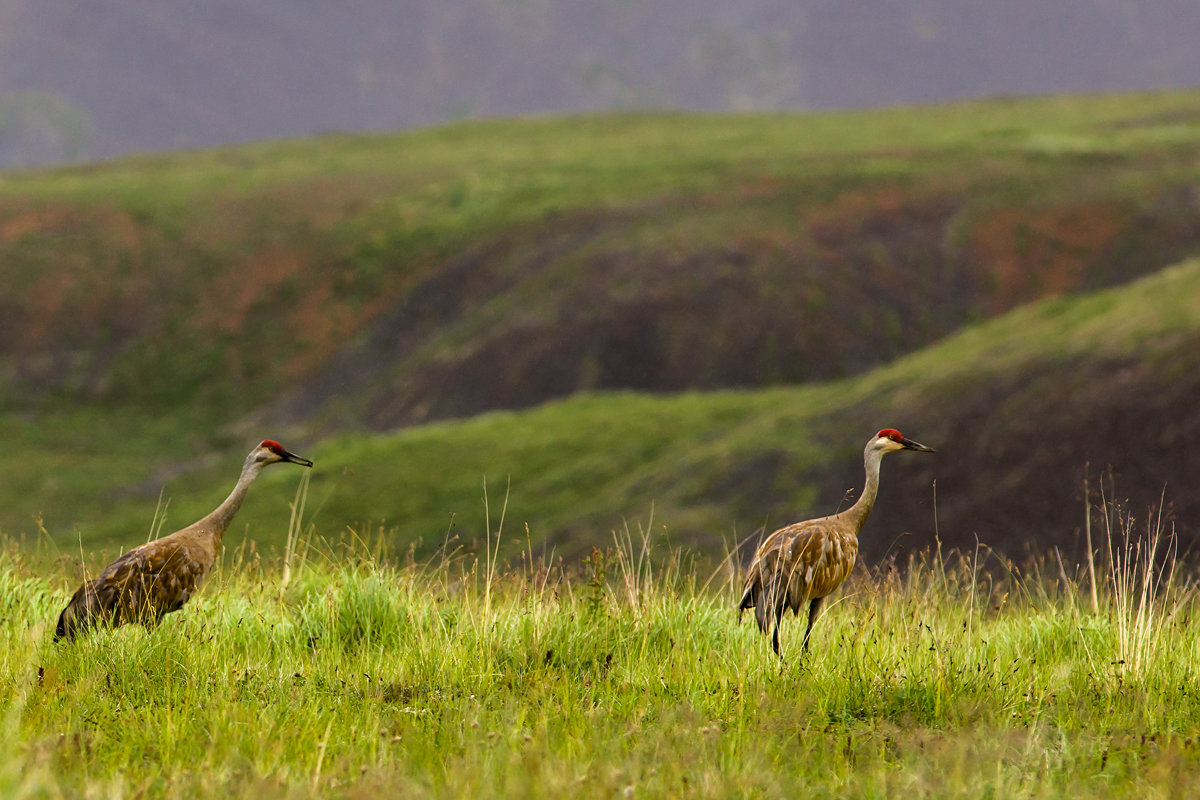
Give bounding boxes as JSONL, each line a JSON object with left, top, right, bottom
{"left": 56, "top": 528, "right": 217, "bottom": 640}
{"left": 739, "top": 517, "right": 859, "bottom": 637}
{"left": 738, "top": 429, "right": 933, "bottom": 658}
{"left": 55, "top": 440, "right": 311, "bottom": 641}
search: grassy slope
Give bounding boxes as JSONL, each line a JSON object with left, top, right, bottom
{"left": 2, "top": 90, "right": 1199, "bottom": 417}
{"left": 5, "top": 529, "right": 1199, "bottom": 798}
{"left": 1, "top": 90, "right": 1199, "bottom": 562}
{"left": 18, "top": 255, "right": 1199, "bottom": 570}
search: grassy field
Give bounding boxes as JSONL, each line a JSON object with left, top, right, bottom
{"left": 3, "top": 496, "right": 1197, "bottom": 798}
{"left": 3, "top": 95, "right": 1200, "bottom": 795}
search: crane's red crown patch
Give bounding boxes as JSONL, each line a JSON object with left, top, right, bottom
{"left": 876, "top": 428, "right": 903, "bottom": 441}
{"left": 260, "top": 439, "right": 286, "bottom": 453}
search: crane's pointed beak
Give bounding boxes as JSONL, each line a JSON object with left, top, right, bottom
{"left": 900, "top": 437, "right": 935, "bottom": 453}
{"left": 282, "top": 450, "right": 314, "bottom": 468}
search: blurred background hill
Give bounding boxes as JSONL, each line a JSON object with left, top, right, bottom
{"left": 1, "top": 0, "right": 1199, "bottom": 168}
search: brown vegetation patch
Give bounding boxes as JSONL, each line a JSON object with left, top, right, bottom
{"left": 969, "top": 203, "right": 1128, "bottom": 313}
{"left": 0, "top": 203, "right": 143, "bottom": 249}
{"left": 277, "top": 281, "right": 398, "bottom": 382}
{"left": 194, "top": 248, "right": 307, "bottom": 337}
{"left": 806, "top": 185, "right": 922, "bottom": 249}
{"left": 0, "top": 207, "right": 70, "bottom": 242}
{"left": 0, "top": 205, "right": 150, "bottom": 352}
{"left": 205, "top": 172, "right": 414, "bottom": 235}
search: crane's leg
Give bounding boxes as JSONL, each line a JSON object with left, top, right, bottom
{"left": 801, "top": 596, "right": 824, "bottom": 653}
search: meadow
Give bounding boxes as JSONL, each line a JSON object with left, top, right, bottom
{"left": 3, "top": 488, "right": 1198, "bottom": 798}
{"left": 2, "top": 90, "right": 1200, "bottom": 797}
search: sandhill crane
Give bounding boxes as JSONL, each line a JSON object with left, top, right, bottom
{"left": 54, "top": 440, "right": 312, "bottom": 641}
{"left": 738, "top": 428, "right": 934, "bottom": 658}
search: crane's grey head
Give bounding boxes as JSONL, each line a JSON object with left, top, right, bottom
{"left": 250, "top": 439, "right": 314, "bottom": 468}
{"left": 871, "top": 428, "right": 935, "bottom": 455}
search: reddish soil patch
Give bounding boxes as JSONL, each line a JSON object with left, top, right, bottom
{"left": 969, "top": 204, "right": 1127, "bottom": 313}
{"left": 195, "top": 248, "right": 307, "bottom": 336}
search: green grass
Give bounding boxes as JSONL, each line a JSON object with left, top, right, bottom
{"left": 8, "top": 91, "right": 1198, "bottom": 201}
{"left": 4, "top": 495, "right": 1199, "bottom": 798}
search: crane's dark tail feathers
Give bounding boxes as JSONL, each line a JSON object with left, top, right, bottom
{"left": 738, "top": 574, "right": 782, "bottom": 639}
{"left": 54, "top": 580, "right": 104, "bottom": 642}
{"left": 737, "top": 583, "right": 755, "bottom": 623}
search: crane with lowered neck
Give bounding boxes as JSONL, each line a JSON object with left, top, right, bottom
{"left": 55, "top": 439, "right": 312, "bottom": 641}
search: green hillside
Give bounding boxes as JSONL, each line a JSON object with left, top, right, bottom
{"left": 1, "top": 91, "right": 1199, "bottom": 566}
{"left": 15, "top": 256, "right": 1200, "bottom": 571}
{"left": 2, "top": 91, "right": 1198, "bottom": 421}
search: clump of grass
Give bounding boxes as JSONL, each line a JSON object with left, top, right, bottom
{"left": 2, "top": 495, "right": 1200, "bottom": 798}
{"left": 1087, "top": 483, "right": 1186, "bottom": 679}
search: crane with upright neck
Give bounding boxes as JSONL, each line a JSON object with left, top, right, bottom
{"left": 738, "top": 428, "right": 934, "bottom": 658}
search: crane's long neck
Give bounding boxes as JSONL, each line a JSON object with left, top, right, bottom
{"left": 200, "top": 459, "right": 264, "bottom": 545}
{"left": 841, "top": 445, "right": 884, "bottom": 535}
